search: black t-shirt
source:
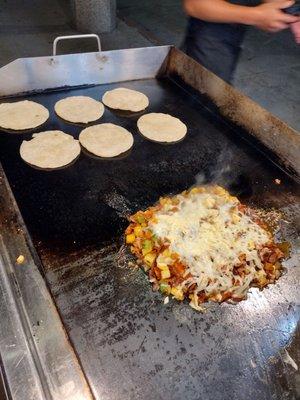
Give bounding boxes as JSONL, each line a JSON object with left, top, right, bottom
{"left": 183, "top": 0, "right": 262, "bottom": 81}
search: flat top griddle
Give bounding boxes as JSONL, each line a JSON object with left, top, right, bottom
{"left": 0, "top": 74, "right": 299, "bottom": 400}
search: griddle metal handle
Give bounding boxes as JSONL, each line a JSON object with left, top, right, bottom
{"left": 52, "top": 34, "right": 102, "bottom": 56}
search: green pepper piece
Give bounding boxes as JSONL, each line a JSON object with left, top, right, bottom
{"left": 142, "top": 239, "right": 153, "bottom": 255}
{"left": 136, "top": 215, "right": 145, "bottom": 224}
{"left": 159, "top": 283, "right": 171, "bottom": 294}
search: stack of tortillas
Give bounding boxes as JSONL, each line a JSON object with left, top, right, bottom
{"left": 79, "top": 123, "right": 134, "bottom": 158}
{"left": 55, "top": 96, "right": 104, "bottom": 123}
{"left": 20, "top": 131, "right": 81, "bottom": 169}
{"left": 0, "top": 100, "right": 49, "bottom": 131}
{"left": 137, "top": 113, "right": 187, "bottom": 143}
{"left": 102, "top": 88, "right": 149, "bottom": 112}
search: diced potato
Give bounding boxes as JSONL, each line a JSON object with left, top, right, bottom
{"left": 134, "top": 225, "right": 143, "bottom": 237}
{"left": 157, "top": 262, "right": 168, "bottom": 270}
{"left": 214, "top": 293, "right": 223, "bottom": 302}
{"left": 160, "top": 197, "right": 172, "bottom": 206}
{"left": 161, "top": 268, "right": 171, "bottom": 279}
{"left": 259, "top": 276, "right": 268, "bottom": 287}
{"left": 126, "top": 233, "right": 136, "bottom": 244}
{"left": 171, "top": 287, "right": 184, "bottom": 301}
{"left": 16, "top": 255, "right": 25, "bottom": 265}
{"left": 162, "top": 249, "right": 171, "bottom": 258}
{"left": 256, "top": 270, "right": 268, "bottom": 286}
{"left": 190, "top": 187, "right": 200, "bottom": 194}
{"left": 144, "top": 252, "right": 156, "bottom": 267}
{"left": 248, "top": 240, "right": 255, "bottom": 250}
{"left": 232, "top": 214, "right": 241, "bottom": 224}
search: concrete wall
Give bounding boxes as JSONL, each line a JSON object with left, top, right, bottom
{"left": 71, "top": 0, "right": 116, "bottom": 33}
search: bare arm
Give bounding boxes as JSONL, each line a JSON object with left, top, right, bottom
{"left": 183, "top": 0, "right": 258, "bottom": 24}
{"left": 183, "top": 0, "right": 299, "bottom": 32}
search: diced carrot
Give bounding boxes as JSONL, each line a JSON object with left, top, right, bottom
{"left": 198, "top": 291, "right": 206, "bottom": 303}
{"left": 264, "top": 263, "right": 275, "bottom": 271}
{"left": 170, "top": 262, "right": 186, "bottom": 277}
{"left": 171, "top": 252, "right": 179, "bottom": 260}
{"left": 221, "top": 291, "right": 232, "bottom": 301}
{"left": 237, "top": 204, "right": 247, "bottom": 213}
{"left": 153, "top": 266, "right": 161, "bottom": 280}
{"left": 144, "top": 230, "right": 153, "bottom": 239}
{"left": 238, "top": 253, "right": 246, "bottom": 262}
{"left": 231, "top": 295, "right": 245, "bottom": 302}
{"left": 144, "top": 210, "right": 153, "bottom": 218}
{"left": 125, "top": 225, "right": 134, "bottom": 234}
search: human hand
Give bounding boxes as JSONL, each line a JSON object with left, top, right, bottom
{"left": 252, "top": 0, "right": 300, "bottom": 32}
{"left": 290, "top": 20, "right": 300, "bottom": 42}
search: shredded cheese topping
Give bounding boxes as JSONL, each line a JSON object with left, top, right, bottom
{"left": 150, "top": 191, "right": 271, "bottom": 297}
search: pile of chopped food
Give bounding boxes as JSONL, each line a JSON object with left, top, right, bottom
{"left": 125, "top": 185, "right": 285, "bottom": 310}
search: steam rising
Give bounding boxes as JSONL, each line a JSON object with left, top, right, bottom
{"left": 194, "top": 146, "right": 252, "bottom": 198}
{"left": 195, "top": 146, "right": 233, "bottom": 187}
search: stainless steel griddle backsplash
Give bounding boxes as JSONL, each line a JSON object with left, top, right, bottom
{"left": 0, "top": 74, "right": 299, "bottom": 399}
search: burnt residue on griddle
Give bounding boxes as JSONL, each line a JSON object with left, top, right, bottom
{"left": 0, "top": 78, "right": 299, "bottom": 400}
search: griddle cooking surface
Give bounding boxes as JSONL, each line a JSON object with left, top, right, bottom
{"left": 0, "top": 78, "right": 299, "bottom": 400}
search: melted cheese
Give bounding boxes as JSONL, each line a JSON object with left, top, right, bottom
{"left": 150, "top": 191, "right": 270, "bottom": 296}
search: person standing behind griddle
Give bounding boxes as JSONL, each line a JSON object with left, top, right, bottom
{"left": 182, "top": 0, "right": 300, "bottom": 83}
